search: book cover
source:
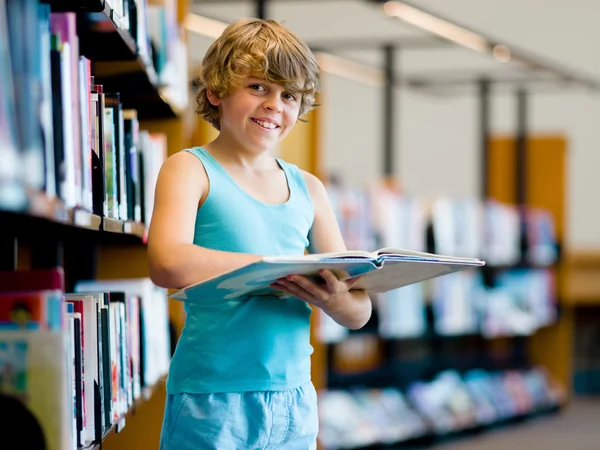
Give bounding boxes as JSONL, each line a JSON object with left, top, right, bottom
{"left": 6, "top": 0, "right": 45, "bottom": 192}
{"left": 170, "top": 248, "right": 485, "bottom": 303}
{"left": 0, "top": 267, "right": 65, "bottom": 292}
{"left": 38, "top": 2, "right": 56, "bottom": 198}
{"left": 0, "top": 0, "right": 24, "bottom": 209}
{"left": 0, "top": 330, "right": 71, "bottom": 450}
{"left": 50, "top": 32, "right": 66, "bottom": 202}
{"left": 51, "top": 11, "right": 83, "bottom": 207}
{"left": 79, "top": 56, "right": 93, "bottom": 212}
{"left": 103, "top": 105, "right": 118, "bottom": 219}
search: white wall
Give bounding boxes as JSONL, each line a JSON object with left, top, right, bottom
{"left": 322, "top": 0, "right": 600, "bottom": 248}
{"left": 321, "top": 73, "right": 383, "bottom": 187}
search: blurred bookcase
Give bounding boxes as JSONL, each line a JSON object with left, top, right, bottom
{"left": 0, "top": 0, "right": 192, "bottom": 449}
{"left": 277, "top": 74, "right": 570, "bottom": 446}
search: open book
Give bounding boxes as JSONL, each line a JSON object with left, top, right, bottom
{"left": 169, "top": 248, "right": 485, "bottom": 302}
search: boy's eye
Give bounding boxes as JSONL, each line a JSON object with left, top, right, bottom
{"left": 283, "top": 93, "right": 297, "bottom": 101}
{"left": 249, "top": 84, "right": 266, "bottom": 91}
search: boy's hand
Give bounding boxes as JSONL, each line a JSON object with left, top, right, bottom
{"left": 270, "top": 270, "right": 361, "bottom": 313}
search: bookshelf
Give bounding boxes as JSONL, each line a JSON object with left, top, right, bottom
{"left": 0, "top": 0, "right": 191, "bottom": 449}
{"left": 45, "top": 0, "right": 182, "bottom": 118}
{"left": 273, "top": 67, "right": 567, "bottom": 447}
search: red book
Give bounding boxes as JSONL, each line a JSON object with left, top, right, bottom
{"left": 0, "top": 267, "right": 65, "bottom": 292}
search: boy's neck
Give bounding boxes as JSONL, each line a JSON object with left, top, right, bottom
{"left": 205, "top": 134, "right": 275, "bottom": 169}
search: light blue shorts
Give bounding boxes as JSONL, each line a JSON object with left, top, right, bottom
{"left": 160, "top": 381, "right": 319, "bottom": 450}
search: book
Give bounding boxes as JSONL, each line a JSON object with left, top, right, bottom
{"left": 169, "top": 248, "right": 485, "bottom": 302}
{"left": 0, "top": 329, "right": 72, "bottom": 450}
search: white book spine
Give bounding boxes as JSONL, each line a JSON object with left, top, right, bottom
{"left": 60, "top": 42, "right": 77, "bottom": 208}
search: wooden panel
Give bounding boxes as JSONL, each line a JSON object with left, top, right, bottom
{"left": 561, "top": 249, "right": 600, "bottom": 305}
{"left": 278, "top": 97, "right": 322, "bottom": 177}
{"left": 103, "top": 382, "right": 167, "bottom": 450}
{"left": 526, "top": 137, "right": 567, "bottom": 239}
{"left": 488, "top": 137, "right": 517, "bottom": 204}
{"left": 177, "top": 0, "right": 190, "bottom": 23}
{"left": 489, "top": 135, "right": 566, "bottom": 239}
{"left": 191, "top": 115, "right": 219, "bottom": 148}
{"left": 489, "top": 134, "right": 572, "bottom": 394}
{"left": 528, "top": 308, "right": 574, "bottom": 393}
{"left": 147, "top": 0, "right": 190, "bottom": 22}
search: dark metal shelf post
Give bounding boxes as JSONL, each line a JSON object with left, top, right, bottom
{"left": 383, "top": 44, "right": 396, "bottom": 176}
{"left": 516, "top": 88, "right": 528, "bottom": 205}
{"left": 256, "top": 0, "right": 267, "bottom": 19}
{"left": 479, "top": 78, "right": 491, "bottom": 200}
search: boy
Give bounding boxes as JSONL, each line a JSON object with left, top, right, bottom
{"left": 148, "top": 18, "right": 372, "bottom": 449}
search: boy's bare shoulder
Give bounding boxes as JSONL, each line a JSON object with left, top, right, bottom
{"left": 299, "top": 169, "right": 327, "bottom": 201}
{"left": 162, "top": 151, "right": 206, "bottom": 175}
{"left": 163, "top": 150, "right": 203, "bottom": 169}
{"left": 158, "top": 150, "right": 208, "bottom": 191}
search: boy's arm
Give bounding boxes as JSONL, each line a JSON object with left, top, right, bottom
{"left": 147, "top": 152, "right": 261, "bottom": 289}
{"left": 271, "top": 171, "right": 372, "bottom": 330}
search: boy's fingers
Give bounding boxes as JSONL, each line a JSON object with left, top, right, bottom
{"left": 318, "top": 270, "right": 339, "bottom": 291}
{"left": 277, "top": 278, "right": 319, "bottom": 303}
{"left": 344, "top": 276, "right": 362, "bottom": 289}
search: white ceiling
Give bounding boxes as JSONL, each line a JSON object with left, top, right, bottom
{"left": 187, "top": 0, "right": 595, "bottom": 93}
{"left": 191, "top": 0, "right": 429, "bottom": 41}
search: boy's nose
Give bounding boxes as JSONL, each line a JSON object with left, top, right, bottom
{"left": 263, "top": 97, "right": 283, "bottom": 113}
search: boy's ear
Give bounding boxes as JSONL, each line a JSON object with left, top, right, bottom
{"left": 206, "top": 89, "right": 221, "bottom": 106}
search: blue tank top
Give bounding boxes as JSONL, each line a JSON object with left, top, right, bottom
{"left": 166, "top": 147, "right": 315, "bottom": 394}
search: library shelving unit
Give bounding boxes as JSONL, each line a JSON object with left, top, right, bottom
{"left": 0, "top": 0, "right": 193, "bottom": 449}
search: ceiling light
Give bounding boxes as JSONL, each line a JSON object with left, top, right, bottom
{"left": 184, "top": 13, "right": 386, "bottom": 87}
{"left": 315, "top": 52, "right": 385, "bottom": 87}
{"left": 184, "top": 13, "right": 227, "bottom": 39}
{"left": 382, "top": 1, "right": 489, "bottom": 53}
{"left": 493, "top": 44, "right": 512, "bottom": 63}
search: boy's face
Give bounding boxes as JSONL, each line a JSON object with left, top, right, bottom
{"left": 210, "top": 76, "right": 303, "bottom": 153}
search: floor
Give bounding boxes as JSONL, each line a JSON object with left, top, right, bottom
{"left": 436, "top": 396, "right": 600, "bottom": 450}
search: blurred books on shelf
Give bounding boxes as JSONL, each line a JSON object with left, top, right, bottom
{"left": 0, "top": 269, "right": 170, "bottom": 450}
{"left": 318, "top": 366, "right": 565, "bottom": 450}
{"left": 480, "top": 268, "right": 557, "bottom": 338}
{"left": 319, "top": 183, "right": 560, "bottom": 343}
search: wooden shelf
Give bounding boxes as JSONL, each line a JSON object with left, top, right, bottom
{"left": 45, "top": 0, "right": 181, "bottom": 119}
{"left": 0, "top": 192, "right": 147, "bottom": 245}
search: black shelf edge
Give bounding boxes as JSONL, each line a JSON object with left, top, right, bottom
{"left": 77, "top": 6, "right": 137, "bottom": 62}
{"left": 0, "top": 192, "right": 147, "bottom": 245}
{"left": 43, "top": 0, "right": 106, "bottom": 13}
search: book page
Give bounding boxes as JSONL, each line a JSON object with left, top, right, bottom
{"left": 376, "top": 247, "right": 484, "bottom": 264}
{"left": 263, "top": 250, "right": 375, "bottom": 263}
{"left": 354, "top": 259, "right": 482, "bottom": 293}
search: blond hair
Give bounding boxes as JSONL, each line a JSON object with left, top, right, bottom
{"left": 195, "top": 18, "right": 321, "bottom": 130}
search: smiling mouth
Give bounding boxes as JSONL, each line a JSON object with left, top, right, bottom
{"left": 251, "top": 118, "right": 280, "bottom": 130}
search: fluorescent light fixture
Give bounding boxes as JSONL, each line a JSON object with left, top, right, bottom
{"left": 184, "top": 13, "right": 385, "bottom": 87}
{"left": 382, "top": 1, "right": 489, "bottom": 53}
{"left": 184, "top": 12, "right": 227, "bottom": 39}
{"left": 315, "top": 52, "right": 385, "bottom": 87}
{"left": 493, "top": 44, "right": 512, "bottom": 63}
